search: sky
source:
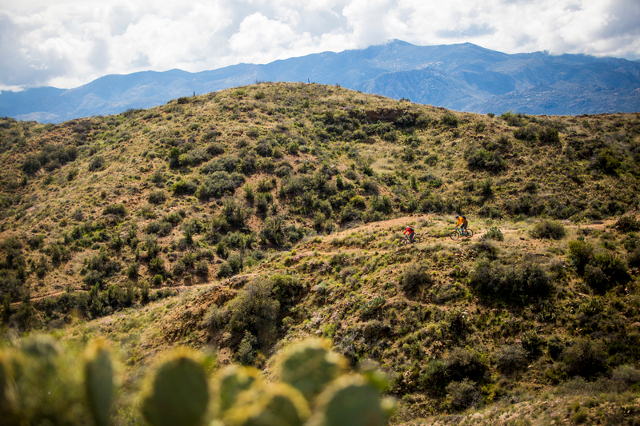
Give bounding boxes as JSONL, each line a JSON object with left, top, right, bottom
{"left": 1, "top": 0, "right": 639, "bottom": 90}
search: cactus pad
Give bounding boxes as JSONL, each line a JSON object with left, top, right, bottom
{"left": 224, "top": 382, "right": 310, "bottom": 426}
{"left": 84, "top": 341, "right": 114, "bottom": 426}
{"left": 277, "top": 339, "right": 346, "bottom": 400}
{"left": 215, "top": 365, "right": 262, "bottom": 416}
{"left": 141, "top": 348, "right": 209, "bottom": 426}
{"left": 308, "top": 375, "right": 391, "bottom": 426}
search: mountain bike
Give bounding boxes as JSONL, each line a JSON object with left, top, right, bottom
{"left": 402, "top": 233, "right": 422, "bottom": 246}
{"left": 450, "top": 227, "right": 474, "bottom": 240}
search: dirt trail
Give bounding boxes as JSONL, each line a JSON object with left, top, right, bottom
{"left": 13, "top": 281, "right": 221, "bottom": 307}
{"left": 15, "top": 215, "right": 623, "bottom": 307}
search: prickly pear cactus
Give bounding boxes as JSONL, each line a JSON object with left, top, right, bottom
{"left": 141, "top": 348, "right": 210, "bottom": 426}
{"left": 224, "top": 382, "right": 310, "bottom": 426}
{"left": 0, "top": 350, "right": 18, "bottom": 423}
{"left": 307, "top": 375, "right": 396, "bottom": 426}
{"left": 83, "top": 341, "right": 114, "bottom": 426}
{"left": 276, "top": 339, "right": 346, "bottom": 400}
{"left": 215, "top": 365, "right": 262, "bottom": 417}
{"left": 21, "top": 334, "right": 62, "bottom": 365}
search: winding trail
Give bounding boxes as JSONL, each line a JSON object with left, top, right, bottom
{"left": 13, "top": 215, "right": 622, "bottom": 307}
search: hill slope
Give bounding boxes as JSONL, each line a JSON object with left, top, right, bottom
{"left": 1, "top": 84, "right": 640, "bottom": 424}
{"left": 2, "top": 41, "right": 640, "bottom": 123}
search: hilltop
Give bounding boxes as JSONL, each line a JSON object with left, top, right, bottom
{"left": 2, "top": 41, "right": 640, "bottom": 123}
{"left": 1, "top": 83, "right": 640, "bottom": 424}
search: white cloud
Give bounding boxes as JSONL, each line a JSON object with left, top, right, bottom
{"left": 0, "top": 0, "right": 638, "bottom": 88}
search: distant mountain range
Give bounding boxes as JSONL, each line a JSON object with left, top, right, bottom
{"left": 2, "top": 40, "right": 640, "bottom": 123}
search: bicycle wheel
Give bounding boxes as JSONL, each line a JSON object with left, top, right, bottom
{"left": 465, "top": 229, "right": 474, "bottom": 238}
{"left": 413, "top": 234, "right": 421, "bottom": 244}
{"left": 450, "top": 230, "right": 459, "bottom": 240}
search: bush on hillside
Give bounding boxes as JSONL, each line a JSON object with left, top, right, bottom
{"left": 584, "top": 264, "right": 610, "bottom": 293}
{"left": 172, "top": 179, "right": 198, "bottom": 195}
{"left": 611, "top": 365, "right": 640, "bottom": 388}
{"left": 481, "top": 226, "right": 504, "bottom": 241}
{"left": 627, "top": 248, "right": 640, "bottom": 268}
{"left": 592, "top": 251, "right": 629, "bottom": 286}
{"left": 88, "top": 155, "right": 105, "bottom": 171}
{"left": 467, "top": 259, "right": 553, "bottom": 304}
{"left": 420, "top": 360, "right": 448, "bottom": 395}
{"left": 568, "top": 240, "right": 594, "bottom": 273}
{"left": 560, "top": 339, "right": 608, "bottom": 379}
{"left": 102, "top": 203, "right": 127, "bottom": 217}
{"left": 464, "top": 146, "right": 506, "bottom": 172}
{"left": 530, "top": 220, "right": 566, "bottom": 240}
{"left": 195, "top": 172, "right": 245, "bottom": 200}
{"left": 615, "top": 216, "right": 640, "bottom": 233}
{"left": 446, "top": 379, "right": 481, "bottom": 411}
{"left": 445, "top": 347, "right": 487, "bottom": 383}
{"left": 148, "top": 190, "right": 166, "bottom": 204}
{"left": 225, "top": 280, "right": 280, "bottom": 339}
{"left": 400, "top": 265, "right": 434, "bottom": 295}
{"left": 441, "top": 112, "right": 458, "bottom": 127}
{"left": 495, "top": 345, "right": 528, "bottom": 374}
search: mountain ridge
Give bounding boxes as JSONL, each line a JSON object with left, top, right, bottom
{"left": 2, "top": 40, "right": 640, "bottom": 123}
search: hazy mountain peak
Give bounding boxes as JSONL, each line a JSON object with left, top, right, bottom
{"left": 1, "top": 40, "right": 638, "bottom": 123}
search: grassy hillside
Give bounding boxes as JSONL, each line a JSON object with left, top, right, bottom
{"left": 1, "top": 83, "right": 640, "bottom": 424}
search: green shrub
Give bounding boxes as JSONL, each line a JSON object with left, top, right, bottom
{"left": 236, "top": 331, "right": 258, "bottom": 365}
{"left": 611, "top": 365, "right": 640, "bottom": 388}
{"left": 445, "top": 347, "right": 486, "bottom": 383}
{"left": 593, "top": 251, "right": 629, "bottom": 286}
{"left": 419, "top": 359, "right": 448, "bottom": 395}
{"left": 464, "top": 146, "right": 506, "bottom": 172}
{"left": 88, "top": 156, "right": 105, "bottom": 171}
{"left": 126, "top": 263, "right": 138, "bottom": 280}
{"left": 195, "top": 261, "right": 208, "bottom": 277}
{"left": 172, "top": 179, "right": 198, "bottom": 195}
{"left": 195, "top": 172, "right": 245, "bottom": 200}
{"left": 615, "top": 216, "right": 640, "bottom": 233}
{"left": 530, "top": 220, "right": 566, "bottom": 240}
{"left": 473, "top": 239, "right": 499, "bottom": 259}
{"left": 627, "top": 248, "right": 640, "bottom": 268}
{"left": 102, "top": 204, "right": 127, "bottom": 217}
{"left": 547, "top": 335, "right": 565, "bottom": 361}
{"left": 522, "top": 331, "right": 544, "bottom": 359}
{"left": 201, "top": 155, "right": 240, "bottom": 174}
{"left": 494, "top": 345, "right": 527, "bottom": 374}
{"left": 259, "top": 216, "right": 287, "bottom": 246}
{"left": 560, "top": 339, "right": 608, "bottom": 379}
{"left": 226, "top": 280, "right": 280, "bottom": 339}
{"left": 482, "top": 226, "right": 504, "bottom": 241}
{"left": 400, "top": 265, "right": 434, "bottom": 295}
{"left": 467, "top": 259, "right": 553, "bottom": 304}
{"left": 538, "top": 127, "right": 560, "bottom": 145}
{"left": 568, "top": 240, "right": 594, "bottom": 273}
{"left": 583, "top": 264, "right": 609, "bottom": 293}
{"left": 269, "top": 274, "right": 303, "bottom": 309}
{"left": 148, "top": 190, "right": 166, "bottom": 204}
{"left": 441, "top": 112, "right": 458, "bottom": 127}
{"left": 218, "top": 254, "right": 243, "bottom": 278}
{"left": 477, "top": 204, "right": 503, "bottom": 219}
{"left": 446, "top": 379, "right": 480, "bottom": 411}
{"left": 146, "top": 220, "right": 173, "bottom": 236}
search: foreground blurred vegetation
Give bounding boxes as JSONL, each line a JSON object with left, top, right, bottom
{"left": 1, "top": 83, "right": 640, "bottom": 424}
{"left": 1, "top": 335, "right": 394, "bottom": 426}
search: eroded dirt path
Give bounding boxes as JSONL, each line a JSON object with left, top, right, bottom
{"left": 16, "top": 215, "right": 625, "bottom": 307}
